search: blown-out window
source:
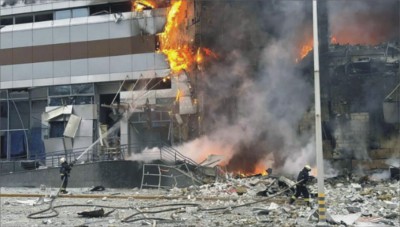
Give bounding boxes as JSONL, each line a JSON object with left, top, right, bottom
{"left": 48, "top": 84, "right": 94, "bottom": 106}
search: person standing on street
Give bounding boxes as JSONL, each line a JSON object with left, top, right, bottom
{"left": 59, "top": 157, "right": 72, "bottom": 194}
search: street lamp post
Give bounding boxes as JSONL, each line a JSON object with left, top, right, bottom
{"left": 312, "top": 0, "right": 327, "bottom": 225}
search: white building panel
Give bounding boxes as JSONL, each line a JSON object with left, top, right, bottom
{"left": 145, "top": 53, "right": 158, "bottom": 70}
{"left": 109, "top": 20, "right": 133, "bottom": 39}
{"left": 75, "top": 119, "right": 93, "bottom": 137}
{"left": 11, "top": 4, "right": 33, "bottom": 15}
{"left": 88, "top": 22, "right": 110, "bottom": 41}
{"left": 13, "top": 79, "right": 32, "bottom": 88}
{"left": 33, "top": 78, "right": 54, "bottom": 87}
{"left": 70, "top": 24, "right": 89, "bottom": 42}
{"left": 70, "top": 75, "right": 88, "bottom": 84}
{"left": 53, "top": 77, "right": 71, "bottom": 85}
{"left": 32, "top": 21, "right": 54, "bottom": 30}
{"left": 138, "top": 17, "right": 157, "bottom": 35}
{"left": 88, "top": 57, "right": 110, "bottom": 75}
{"left": 52, "top": 26, "right": 70, "bottom": 44}
{"left": 12, "top": 29, "right": 33, "bottom": 48}
{"left": 88, "top": 73, "right": 109, "bottom": 83}
{"left": 31, "top": 2, "right": 53, "bottom": 12}
{"left": 110, "top": 72, "right": 130, "bottom": 81}
{"left": 73, "top": 104, "right": 97, "bottom": 120}
{"left": 110, "top": 55, "right": 132, "bottom": 73}
{"left": 0, "top": 81, "right": 13, "bottom": 89}
{"left": 73, "top": 136, "right": 93, "bottom": 151}
{"left": 13, "top": 64, "right": 32, "bottom": 80}
{"left": 70, "top": 59, "right": 88, "bottom": 76}
{"left": 53, "top": 60, "right": 71, "bottom": 78}
{"left": 0, "top": 32, "right": 13, "bottom": 49}
{"left": 70, "top": 16, "right": 90, "bottom": 26}
{"left": 154, "top": 53, "right": 169, "bottom": 69}
{"left": 33, "top": 62, "right": 53, "bottom": 79}
{"left": 1, "top": 66, "right": 13, "bottom": 81}
{"left": 33, "top": 28, "right": 53, "bottom": 46}
{"left": 131, "top": 54, "right": 148, "bottom": 71}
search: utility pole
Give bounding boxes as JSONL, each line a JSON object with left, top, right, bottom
{"left": 312, "top": 0, "right": 327, "bottom": 225}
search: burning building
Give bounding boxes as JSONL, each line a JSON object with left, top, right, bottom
{"left": 0, "top": 0, "right": 201, "bottom": 163}
{"left": 0, "top": 0, "right": 398, "bottom": 187}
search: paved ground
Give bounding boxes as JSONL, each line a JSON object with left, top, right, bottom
{"left": 0, "top": 177, "right": 399, "bottom": 226}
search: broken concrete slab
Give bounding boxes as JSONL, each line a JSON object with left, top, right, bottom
{"left": 329, "top": 213, "right": 362, "bottom": 225}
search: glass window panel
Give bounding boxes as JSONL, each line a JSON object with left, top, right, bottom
{"left": 0, "top": 101, "right": 8, "bottom": 130}
{"left": 35, "top": 12, "right": 53, "bottom": 22}
{"left": 49, "top": 97, "right": 72, "bottom": 106}
{"left": 89, "top": 4, "right": 110, "bottom": 15}
{"left": 49, "top": 122, "right": 65, "bottom": 138}
{"left": 110, "top": 2, "right": 131, "bottom": 13}
{"left": 9, "top": 90, "right": 29, "bottom": 99}
{"left": 72, "top": 8, "right": 89, "bottom": 18}
{"left": 54, "top": 10, "right": 71, "bottom": 20}
{"left": 49, "top": 85, "right": 71, "bottom": 96}
{"left": 72, "top": 96, "right": 93, "bottom": 105}
{"left": 71, "top": 84, "right": 94, "bottom": 94}
{"left": 49, "top": 98, "right": 62, "bottom": 106}
{"left": 0, "top": 91, "right": 7, "bottom": 100}
{"left": 15, "top": 15, "right": 33, "bottom": 24}
{"left": 9, "top": 101, "right": 29, "bottom": 130}
{"left": 0, "top": 17, "right": 13, "bottom": 26}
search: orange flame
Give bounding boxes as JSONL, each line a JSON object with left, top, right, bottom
{"left": 159, "top": 1, "right": 191, "bottom": 73}
{"left": 231, "top": 162, "right": 268, "bottom": 177}
{"left": 175, "top": 89, "right": 182, "bottom": 102}
{"left": 132, "top": 0, "right": 155, "bottom": 12}
{"left": 299, "top": 39, "right": 313, "bottom": 60}
{"left": 331, "top": 36, "right": 338, "bottom": 44}
{"left": 159, "top": 1, "right": 217, "bottom": 73}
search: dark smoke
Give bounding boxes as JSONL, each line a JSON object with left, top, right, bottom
{"left": 176, "top": 1, "right": 316, "bottom": 175}
{"left": 177, "top": 0, "right": 398, "bottom": 175}
{"left": 328, "top": 0, "right": 399, "bottom": 44}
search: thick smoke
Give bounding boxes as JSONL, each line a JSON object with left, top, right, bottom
{"left": 177, "top": 1, "right": 316, "bottom": 175}
{"left": 328, "top": 0, "right": 399, "bottom": 44}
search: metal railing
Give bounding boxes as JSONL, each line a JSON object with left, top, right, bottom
{"left": 0, "top": 142, "right": 199, "bottom": 175}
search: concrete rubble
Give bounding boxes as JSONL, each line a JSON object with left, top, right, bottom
{"left": 0, "top": 174, "right": 399, "bottom": 226}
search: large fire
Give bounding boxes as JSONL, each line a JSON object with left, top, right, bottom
{"left": 132, "top": 0, "right": 156, "bottom": 11}
{"left": 159, "top": 0, "right": 195, "bottom": 73}
{"left": 132, "top": 0, "right": 216, "bottom": 73}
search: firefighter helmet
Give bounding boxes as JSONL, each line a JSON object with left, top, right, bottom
{"left": 60, "top": 157, "right": 66, "bottom": 163}
{"left": 305, "top": 165, "right": 311, "bottom": 171}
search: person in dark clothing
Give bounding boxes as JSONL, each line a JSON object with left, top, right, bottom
{"left": 289, "top": 165, "right": 312, "bottom": 206}
{"left": 59, "top": 157, "right": 72, "bottom": 194}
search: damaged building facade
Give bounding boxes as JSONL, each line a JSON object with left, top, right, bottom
{"left": 321, "top": 42, "right": 400, "bottom": 172}
{"left": 0, "top": 0, "right": 199, "bottom": 162}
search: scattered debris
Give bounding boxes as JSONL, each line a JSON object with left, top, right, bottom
{"left": 77, "top": 209, "right": 105, "bottom": 218}
{"left": 90, "top": 186, "right": 105, "bottom": 192}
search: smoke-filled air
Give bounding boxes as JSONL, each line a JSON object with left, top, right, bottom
{"left": 175, "top": 1, "right": 316, "bottom": 175}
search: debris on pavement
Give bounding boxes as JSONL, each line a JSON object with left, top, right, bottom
{"left": 1, "top": 172, "right": 399, "bottom": 226}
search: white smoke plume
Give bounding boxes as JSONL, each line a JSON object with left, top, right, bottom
{"left": 126, "top": 147, "right": 161, "bottom": 163}
{"left": 370, "top": 170, "right": 390, "bottom": 181}
{"left": 175, "top": 1, "right": 316, "bottom": 175}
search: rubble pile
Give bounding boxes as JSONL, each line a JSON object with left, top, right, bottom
{"left": 1, "top": 174, "right": 399, "bottom": 226}
{"left": 320, "top": 180, "right": 400, "bottom": 226}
